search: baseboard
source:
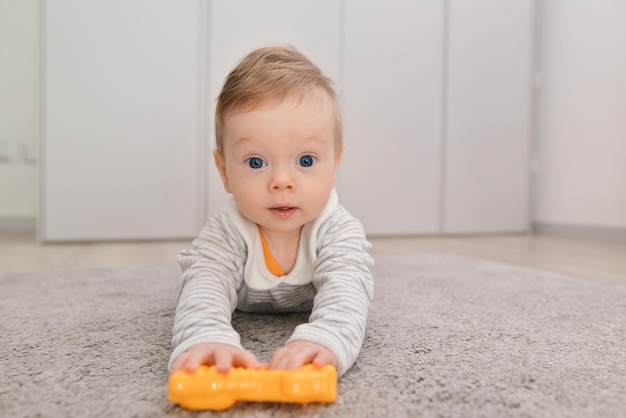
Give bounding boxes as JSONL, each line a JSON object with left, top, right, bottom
{"left": 532, "top": 222, "right": 626, "bottom": 243}
{"left": 0, "top": 217, "right": 36, "bottom": 234}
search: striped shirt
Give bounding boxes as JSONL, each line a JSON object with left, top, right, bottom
{"left": 170, "top": 189, "right": 374, "bottom": 376}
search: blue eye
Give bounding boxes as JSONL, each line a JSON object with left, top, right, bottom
{"left": 247, "top": 157, "right": 266, "bottom": 169}
{"left": 298, "top": 155, "right": 315, "bottom": 167}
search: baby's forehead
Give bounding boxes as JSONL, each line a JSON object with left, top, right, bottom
{"left": 219, "top": 87, "right": 341, "bottom": 152}
{"left": 230, "top": 88, "right": 334, "bottom": 116}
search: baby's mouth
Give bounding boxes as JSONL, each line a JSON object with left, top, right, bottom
{"left": 269, "top": 206, "right": 298, "bottom": 217}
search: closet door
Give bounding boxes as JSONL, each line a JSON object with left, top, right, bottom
{"left": 342, "top": 0, "right": 444, "bottom": 235}
{"left": 206, "top": 0, "right": 341, "bottom": 216}
{"left": 443, "top": 0, "right": 532, "bottom": 233}
{"left": 41, "top": 0, "right": 206, "bottom": 241}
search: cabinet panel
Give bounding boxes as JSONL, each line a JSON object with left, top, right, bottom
{"left": 207, "top": 0, "right": 341, "bottom": 216}
{"left": 42, "top": 0, "right": 205, "bottom": 241}
{"left": 342, "top": 0, "right": 444, "bottom": 235}
{"left": 443, "top": 0, "right": 532, "bottom": 233}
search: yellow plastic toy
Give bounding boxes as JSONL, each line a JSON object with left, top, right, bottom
{"left": 168, "top": 364, "right": 337, "bottom": 411}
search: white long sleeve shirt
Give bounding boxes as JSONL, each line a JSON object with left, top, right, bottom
{"left": 170, "top": 190, "right": 374, "bottom": 376}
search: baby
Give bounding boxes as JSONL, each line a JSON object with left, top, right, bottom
{"left": 169, "top": 45, "right": 374, "bottom": 377}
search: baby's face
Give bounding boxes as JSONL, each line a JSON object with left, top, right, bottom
{"left": 215, "top": 91, "right": 341, "bottom": 236}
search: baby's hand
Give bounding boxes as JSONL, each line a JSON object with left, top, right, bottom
{"left": 170, "top": 343, "right": 264, "bottom": 375}
{"left": 269, "top": 340, "right": 338, "bottom": 371}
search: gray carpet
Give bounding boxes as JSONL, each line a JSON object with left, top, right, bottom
{"left": 1, "top": 255, "right": 625, "bottom": 417}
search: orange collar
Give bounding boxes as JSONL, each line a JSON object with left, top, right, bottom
{"left": 257, "top": 226, "right": 285, "bottom": 277}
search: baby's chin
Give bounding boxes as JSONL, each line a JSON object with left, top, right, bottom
{"left": 255, "top": 216, "right": 318, "bottom": 236}
{"left": 256, "top": 221, "right": 308, "bottom": 236}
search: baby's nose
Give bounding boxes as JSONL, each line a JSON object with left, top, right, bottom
{"left": 270, "top": 168, "right": 295, "bottom": 191}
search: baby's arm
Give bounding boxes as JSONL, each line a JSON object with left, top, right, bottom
{"left": 287, "top": 209, "right": 374, "bottom": 376}
{"left": 170, "top": 210, "right": 249, "bottom": 372}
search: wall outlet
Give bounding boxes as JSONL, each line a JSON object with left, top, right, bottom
{"left": 0, "top": 140, "right": 37, "bottom": 163}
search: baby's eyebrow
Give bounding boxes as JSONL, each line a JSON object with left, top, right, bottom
{"left": 232, "top": 136, "right": 254, "bottom": 147}
{"left": 301, "top": 135, "right": 327, "bottom": 145}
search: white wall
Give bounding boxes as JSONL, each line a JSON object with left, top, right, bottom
{"left": 0, "top": 0, "right": 38, "bottom": 223}
{"left": 533, "top": 0, "right": 626, "bottom": 230}
{"left": 4, "top": 1, "right": 626, "bottom": 238}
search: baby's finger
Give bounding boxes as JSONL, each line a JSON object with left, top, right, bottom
{"left": 268, "top": 346, "right": 289, "bottom": 370}
{"left": 213, "top": 349, "right": 234, "bottom": 374}
{"left": 283, "top": 347, "right": 316, "bottom": 370}
{"left": 170, "top": 352, "right": 190, "bottom": 374}
{"left": 271, "top": 346, "right": 314, "bottom": 371}
{"left": 312, "top": 350, "right": 336, "bottom": 369}
{"left": 184, "top": 349, "right": 214, "bottom": 372}
{"left": 236, "top": 349, "right": 265, "bottom": 369}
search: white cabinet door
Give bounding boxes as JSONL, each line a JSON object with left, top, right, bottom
{"left": 42, "top": 0, "right": 206, "bottom": 241}
{"left": 342, "top": 0, "right": 444, "bottom": 235}
{"left": 443, "top": 0, "right": 532, "bottom": 233}
{"left": 206, "top": 0, "right": 341, "bottom": 216}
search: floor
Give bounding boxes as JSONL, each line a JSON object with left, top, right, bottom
{"left": 1, "top": 232, "right": 625, "bottom": 285}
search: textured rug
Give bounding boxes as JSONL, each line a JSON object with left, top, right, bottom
{"left": 1, "top": 255, "right": 625, "bottom": 417}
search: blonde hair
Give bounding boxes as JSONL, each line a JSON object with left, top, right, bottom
{"left": 215, "top": 45, "right": 342, "bottom": 153}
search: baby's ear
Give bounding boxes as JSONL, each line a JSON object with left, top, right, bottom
{"left": 213, "top": 149, "right": 232, "bottom": 193}
{"left": 335, "top": 147, "right": 343, "bottom": 168}
{"left": 333, "top": 148, "right": 343, "bottom": 181}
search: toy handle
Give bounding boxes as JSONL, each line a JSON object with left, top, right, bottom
{"left": 168, "top": 364, "right": 337, "bottom": 411}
